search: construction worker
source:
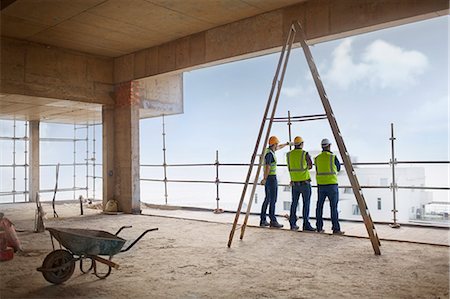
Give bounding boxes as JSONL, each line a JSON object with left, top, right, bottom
{"left": 260, "top": 136, "right": 288, "bottom": 228}
{"left": 286, "top": 136, "right": 315, "bottom": 231}
{"left": 314, "top": 138, "right": 344, "bottom": 235}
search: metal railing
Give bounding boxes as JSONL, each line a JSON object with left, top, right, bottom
{"left": 140, "top": 156, "right": 450, "bottom": 220}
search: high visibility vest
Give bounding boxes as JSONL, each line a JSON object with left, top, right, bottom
{"left": 265, "top": 148, "right": 277, "bottom": 175}
{"left": 286, "top": 149, "right": 310, "bottom": 182}
{"left": 314, "top": 151, "right": 338, "bottom": 185}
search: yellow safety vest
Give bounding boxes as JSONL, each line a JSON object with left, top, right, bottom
{"left": 286, "top": 149, "right": 310, "bottom": 182}
{"left": 265, "top": 148, "right": 277, "bottom": 175}
{"left": 314, "top": 151, "right": 338, "bottom": 185}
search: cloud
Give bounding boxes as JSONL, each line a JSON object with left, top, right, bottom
{"left": 325, "top": 38, "right": 429, "bottom": 90}
{"left": 281, "top": 85, "right": 304, "bottom": 97}
{"left": 326, "top": 39, "right": 370, "bottom": 89}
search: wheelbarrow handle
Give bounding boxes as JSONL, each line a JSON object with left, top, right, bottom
{"left": 120, "top": 228, "right": 158, "bottom": 253}
{"left": 115, "top": 226, "right": 132, "bottom": 236}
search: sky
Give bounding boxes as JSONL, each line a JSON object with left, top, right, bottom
{"left": 140, "top": 16, "right": 449, "bottom": 188}
{"left": 1, "top": 15, "right": 449, "bottom": 209}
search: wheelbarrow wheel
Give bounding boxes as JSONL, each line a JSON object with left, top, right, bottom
{"left": 79, "top": 257, "right": 94, "bottom": 274}
{"left": 41, "top": 249, "right": 75, "bottom": 284}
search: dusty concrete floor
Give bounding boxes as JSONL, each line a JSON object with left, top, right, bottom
{"left": 0, "top": 203, "right": 449, "bottom": 298}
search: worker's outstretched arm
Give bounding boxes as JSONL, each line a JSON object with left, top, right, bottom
{"left": 276, "top": 142, "right": 290, "bottom": 151}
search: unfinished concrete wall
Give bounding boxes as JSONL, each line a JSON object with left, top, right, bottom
{"left": 0, "top": 37, "right": 114, "bottom": 105}
{"left": 113, "top": 0, "right": 448, "bottom": 83}
{"left": 137, "top": 73, "right": 183, "bottom": 118}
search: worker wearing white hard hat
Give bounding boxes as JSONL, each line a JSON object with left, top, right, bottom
{"left": 314, "top": 138, "right": 344, "bottom": 235}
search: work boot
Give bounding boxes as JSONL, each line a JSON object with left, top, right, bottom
{"left": 333, "top": 230, "right": 345, "bottom": 235}
{"left": 270, "top": 222, "right": 283, "bottom": 228}
{"left": 317, "top": 229, "right": 325, "bottom": 233}
{"left": 303, "top": 226, "right": 316, "bottom": 232}
{"left": 259, "top": 220, "right": 270, "bottom": 227}
{"left": 290, "top": 225, "right": 299, "bottom": 231}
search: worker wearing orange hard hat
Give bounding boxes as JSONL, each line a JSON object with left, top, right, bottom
{"left": 286, "top": 136, "right": 315, "bottom": 231}
{"left": 260, "top": 135, "right": 289, "bottom": 228}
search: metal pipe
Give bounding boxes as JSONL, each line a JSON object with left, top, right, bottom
{"left": 272, "top": 116, "right": 327, "bottom": 123}
{"left": 140, "top": 160, "right": 450, "bottom": 167}
{"left": 390, "top": 123, "right": 400, "bottom": 228}
{"left": 0, "top": 136, "right": 28, "bottom": 141}
{"left": 40, "top": 137, "right": 86, "bottom": 142}
{"left": 162, "top": 115, "right": 168, "bottom": 205}
{"left": 288, "top": 110, "right": 292, "bottom": 150}
{"left": 92, "top": 124, "right": 96, "bottom": 200}
{"left": 24, "top": 121, "right": 28, "bottom": 202}
{"left": 12, "top": 119, "right": 16, "bottom": 203}
{"left": 73, "top": 124, "right": 76, "bottom": 201}
{"left": 141, "top": 163, "right": 215, "bottom": 167}
{"left": 86, "top": 124, "right": 89, "bottom": 200}
{"left": 272, "top": 113, "right": 328, "bottom": 120}
{"left": 215, "top": 150, "right": 220, "bottom": 212}
{"left": 40, "top": 163, "right": 87, "bottom": 167}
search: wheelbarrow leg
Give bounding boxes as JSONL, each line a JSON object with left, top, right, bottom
{"left": 90, "top": 255, "right": 119, "bottom": 279}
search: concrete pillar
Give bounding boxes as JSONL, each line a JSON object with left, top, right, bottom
{"left": 28, "top": 120, "right": 39, "bottom": 202}
{"left": 102, "top": 81, "right": 141, "bottom": 214}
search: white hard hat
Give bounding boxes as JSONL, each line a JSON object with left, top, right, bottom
{"left": 321, "top": 138, "right": 331, "bottom": 147}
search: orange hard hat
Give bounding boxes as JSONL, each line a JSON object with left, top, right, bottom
{"left": 294, "top": 136, "right": 304, "bottom": 145}
{"left": 268, "top": 136, "right": 280, "bottom": 145}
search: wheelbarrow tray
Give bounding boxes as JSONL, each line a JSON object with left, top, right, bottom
{"left": 47, "top": 227, "right": 126, "bottom": 256}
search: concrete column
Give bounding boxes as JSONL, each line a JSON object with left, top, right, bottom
{"left": 28, "top": 120, "right": 39, "bottom": 202}
{"left": 102, "top": 81, "right": 141, "bottom": 214}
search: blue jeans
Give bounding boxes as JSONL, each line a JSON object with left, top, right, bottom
{"left": 290, "top": 182, "right": 312, "bottom": 228}
{"left": 260, "top": 176, "right": 278, "bottom": 223}
{"left": 316, "top": 184, "right": 340, "bottom": 231}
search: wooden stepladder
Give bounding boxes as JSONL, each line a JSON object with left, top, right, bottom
{"left": 227, "top": 21, "right": 381, "bottom": 255}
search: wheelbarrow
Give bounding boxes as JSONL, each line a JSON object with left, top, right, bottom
{"left": 37, "top": 226, "right": 158, "bottom": 284}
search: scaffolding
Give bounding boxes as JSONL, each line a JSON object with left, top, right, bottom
{"left": 0, "top": 120, "right": 102, "bottom": 203}
{"left": 140, "top": 116, "right": 450, "bottom": 227}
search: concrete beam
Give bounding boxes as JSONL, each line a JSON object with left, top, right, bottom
{"left": 28, "top": 120, "right": 39, "bottom": 202}
{"left": 0, "top": 37, "right": 114, "bottom": 106}
{"left": 113, "top": 0, "right": 449, "bottom": 83}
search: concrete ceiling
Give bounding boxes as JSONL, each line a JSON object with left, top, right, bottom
{"left": 1, "top": 0, "right": 306, "bottom": 57}
{"left": 0, "top": 0, "right": 306, "bottom": 124}
{"left": 0, "top": 93, "right": 102, "bottom": 124}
